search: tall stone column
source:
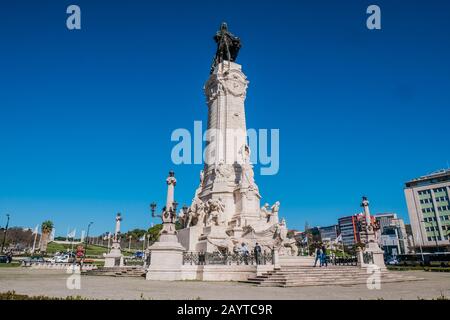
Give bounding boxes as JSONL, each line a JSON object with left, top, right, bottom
{"left": 166, "top": 171, "right": 176, "bottom": 212}
{"left": 199, "top": 61, "right": 261, "bottom": 226}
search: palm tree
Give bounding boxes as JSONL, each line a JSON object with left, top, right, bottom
{"left": 39, "top": 220, "right": 54, "bottom": 254}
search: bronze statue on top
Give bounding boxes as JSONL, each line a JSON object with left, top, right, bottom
{"left": 210, "top": 22, "right": 242, "bottom": 73}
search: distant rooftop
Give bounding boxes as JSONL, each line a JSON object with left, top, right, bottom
{"left": 405, "top": 169, "right": 450, "bottom": 188}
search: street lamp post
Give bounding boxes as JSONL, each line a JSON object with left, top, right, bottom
{"left": 1, "top": 214, "right": 10, "bottom": 254}
{"left": 85, "top": 222, "right": 93, "bottom": 256}
{"left": 421, "top": 220, "right": 439, "bottom": 252}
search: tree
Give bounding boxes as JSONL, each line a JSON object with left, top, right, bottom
{"left": 124, "top": 228, "right": 147, "bottom": 240}
{"left": 1, "top": 227, "right": 34, "bottom": 250}
{"left": 39, "top": 220, "right": 54, "bottom": 253}
{"left": 147, "top": 224, "right": 163, "bottom": 245}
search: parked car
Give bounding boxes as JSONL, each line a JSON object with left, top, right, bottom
{"left": 0, "top": 255, "right": 8, "bottom": 263}
{"left": 386, "top": 257, "right": 399, "bottom": 265}
{"left": 133, "top": 251, "right": 144, "bottom": 259}
{"left": 22, "top": 256, "right": 46, "bottom": 263}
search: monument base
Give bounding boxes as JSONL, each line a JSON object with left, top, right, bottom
{"left": 196, "top": 225, "right": 230, "bottom": 252}
{"left": 177, "top": 226, "right": 203, "bottom": 252}
{"left": 146, "top": 234, "right": 186, "bottom": 281}
{"left": 103, "top": 241, "right": 123, "bottom": 268}
{"left": 357, "top": 243, "right": 386, "bottom": 270}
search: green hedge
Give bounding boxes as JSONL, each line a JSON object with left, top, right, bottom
{"left": 388, "top": 266, "right": 450, "bottom": 272}
{"left": 0, "top": 291, "right": 87, "bottom": 300}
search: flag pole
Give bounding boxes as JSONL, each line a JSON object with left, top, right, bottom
{"left": 31, "top": 227, "right": 38, "bottom": 255}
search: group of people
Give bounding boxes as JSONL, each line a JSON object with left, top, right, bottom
{"left": 236, "top": 242, "right": 264, "bottom": 265}
{"left": 313, "top": 245, "right": 328, "bottom": 267}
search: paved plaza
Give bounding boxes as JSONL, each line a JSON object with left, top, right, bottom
{"left": 0, "top": 268, "right": 449, "bottom": 300}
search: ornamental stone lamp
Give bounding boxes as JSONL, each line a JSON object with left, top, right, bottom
{"left": 103, "top": 212, "right": 124, "bottom": 268}
{"left": 358, "top": 196, "right": 386, "bottom": 270}
{"left": 146, "top": 171, "right": 186, "bottom": 281}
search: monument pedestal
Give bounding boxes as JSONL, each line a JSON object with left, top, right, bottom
{"left": 146, "top": 234, "right": 186, "bottom": 281}
{"left": 177, "top": 226, "right": 203, "bottom": 252}
{"left": 363, "top": 242, "right": 386, "bottom": 270}
{"left": 196, "top": 225, "right": 229, "bottom": 252}
{"left": 103, "top": 241, "right": 124, "bottom": 268}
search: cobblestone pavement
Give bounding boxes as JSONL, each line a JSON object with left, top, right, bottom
{"left": 0, "top": 268, "right": 449, "bottom": 300}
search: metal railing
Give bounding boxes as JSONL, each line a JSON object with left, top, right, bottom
{"left": 182, "top": 251, "right": 274, "bottom": 266}
{"left": 330, "top": 256, "right": 358, "bottom": 266}
{"left": 123, "top": 258, "right": 145, "bottom": 266}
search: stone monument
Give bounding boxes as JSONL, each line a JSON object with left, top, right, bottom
{"left": 357, "top": 196, "right": 386, "bottom": 269}
{"left": 146, "top": 171, "right": 186, "bottom": 280}
{"left": 103, "top": 213, "right": 124, "bottom": 268}
{"left": 177, "top": 23, "right": 296, "bottom": 257}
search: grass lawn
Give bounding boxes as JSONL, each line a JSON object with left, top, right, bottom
{"left": 45, "top": 242, "right": 132, "bottom": 256}
{"left": 0, "top": 262, "right": 21, "bottom": 268}
{"left": 0, "top": 291, "right": 87, "bottom": 300}
{"left": 388, "top": 265, "right": 450, "bottom": 272}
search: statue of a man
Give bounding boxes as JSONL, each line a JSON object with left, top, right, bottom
{"left": 199, "top": 170, "right": 205, "bottom": 186}
{"left": 188, "top": 198, "right": 205, "bottom": 227}
{"left": 271, "top": 201, "right": 280, "bottom": 214}
{"left": 210, "top": 22, "right": 242, "bottom": 73}
{"left": 206, "top": 198, "right": 225, "bottom": 226}
{"left": 270, "top": 201, "right": 280, "bottom": 224}
{"left": 260, "top": 203, "right": 270, "bottom": 222}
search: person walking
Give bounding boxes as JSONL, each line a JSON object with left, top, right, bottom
{"left": 313, "top": 247, "right": 322, "bottom": 267}
{"left": 240, "top": 243, "right": 249, "bottom": 265}
{"left": 6, "top": 250, "right": 12, "bottom": 264}
{"left": 254, "top": 242, "right": 262, "bottom": 265}
{"left": 320, "top": 245, "right": 328, "bottom": 267}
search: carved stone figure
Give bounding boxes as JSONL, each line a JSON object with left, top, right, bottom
{"left": 271, "top": 201, "right": 280, "bottom": 215}
{"left": 188, "top": 198, "right": 206, "bottom": 227}
{"left": 274, "top": 218, "right": 298, "bottom": 256}
{"left": 215, "top": 161, "right": 233, "bottom": 179}
{"left": 206, "top": 198, "right": 225, "bottom": 226}
{"left": 199, "top": 170, "right": 205, "bottom": 186}
{"left": 269, "top": 201, "right": 280, "bottom": 224}
{"left": 240, "top": 144, "right": 251, "bottom": 165}
{"left": 260, "top": 203, "right": 270, "bottom": 221}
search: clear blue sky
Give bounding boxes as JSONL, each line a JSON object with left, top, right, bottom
{"left": 1, "top": 0, "right": 449, "bottom": 236}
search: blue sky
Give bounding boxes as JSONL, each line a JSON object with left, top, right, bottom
{"left": 1, "top": 0, "right": 449, "bottom": 236}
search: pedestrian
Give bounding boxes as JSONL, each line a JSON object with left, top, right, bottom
{"left": 240, "top": 243, "right": 249, "bottom": 265}
{"left": 313, "top": 247, "right": 321, "bottom": 267}
{"left": 320, "top": 245, "right": 328, "bottom": 267}
{"left": 254, "top": 242, "right": 262, "bottom": 265}
{"left": 6, "top": 250, "right": 12, "bottom": 263}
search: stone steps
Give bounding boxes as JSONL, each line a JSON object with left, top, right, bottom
{"left": 244, "top": 265, "right": 423, "bottom": 287}
{"left": 84, "top": 266, "right": 146, "bottom": 278}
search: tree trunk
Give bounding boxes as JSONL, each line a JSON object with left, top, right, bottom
{"left": 39, "top": 232, "right": 49, "bottom": 253}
